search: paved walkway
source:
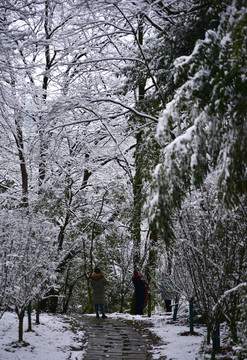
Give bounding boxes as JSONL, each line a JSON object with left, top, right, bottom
{"left": 76, "top": 315, "right": 150, "bottom": 360}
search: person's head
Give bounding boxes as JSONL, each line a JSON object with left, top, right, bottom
{"left": 134, "top": 270, "right": 139, "bottom": 275}
{"left": 94, "top": 267, "right": 101, "bottom": 274}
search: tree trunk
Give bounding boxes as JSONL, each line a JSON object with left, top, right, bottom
{"left": 130, "top": 292, "right": 136, "bottom": 315}
{"left": 27, "top": 302, "right": 32, "bottom": 332}
{"left": 147, "top": 293, "right": 152, "bottom": 317}
{"left": 86, "top": 275, "right": 94, "bottom": 313}
{"left": 132, "top": 130, "right": 143, "bottom": 268}
{"left": 146, "top": 228, "right": 158, "bottom": 317}
{"left": 36, "top": 301, "right": 41, "bottom": 325}
{"left": 62, "top": 283, "right": 75, "bottom": 314}
{"left": 132, "top": 16, "right": 146, "bottom": 270}
{"left": 41, "top": 287, "right": 59, "bottom": 313}
{"left": 14, "top": 113, "right": 28, "bottom": 207}
{"left": 120, "top": 294, "right": 125, "bottom": 313}
{"left": 15, "top": 308, "right": 25, "bottom": 342}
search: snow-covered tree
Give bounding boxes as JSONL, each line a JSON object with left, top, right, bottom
{"left": 0, "top": 207, "right": 58, "bottom": 341}
{"left": 150, "top": 0, "right": 247, "bottom": 234}
{"left": 148, "top": 0, "right": 247, "bottom": 353}
{"left": 170, "top": 174, "right": 247, "bottom": 344}
{"left": 0, "top": 0, "right": 138, "bottom": 317}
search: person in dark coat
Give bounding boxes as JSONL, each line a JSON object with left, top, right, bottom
{"left": 132, "top": 270, "right": 148, "bottom": 315}
{"left": 91, "top": 267, "right": 108, "bottom": 318}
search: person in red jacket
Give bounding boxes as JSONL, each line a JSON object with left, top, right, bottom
{"left": 132, "top": 270, "right": 148, "bottom": 315}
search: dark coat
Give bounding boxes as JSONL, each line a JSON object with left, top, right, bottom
{"left": 91, "top": 272, "right": 108, "bottom": 305}
{"left": 132, "top": 275, "right": 146, "bottom": 300}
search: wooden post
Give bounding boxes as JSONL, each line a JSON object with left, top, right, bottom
{"left": 189, "top": 298, "right": 194, "bottom": 333}
{"left": 173, "top": 298, "right": 179, "bottom": 321}
{"left": 148, "top": 292, "right": 151, "bottom": 317}
{"left": 212, "top": 317, "right": 220, "bottom": 357}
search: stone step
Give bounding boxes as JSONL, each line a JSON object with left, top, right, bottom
{"left": 75, "top": 316, "right": 150, "bottom": 360}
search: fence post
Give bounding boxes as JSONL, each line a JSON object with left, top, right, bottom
{"left": 212, "top": 317, "right": 220, "bottom": 357}
{"left": 173, "top": 297, "right": 179, "bottom": 321}
{"left": 189, "top": 298, "right": 194, "bottom": 333}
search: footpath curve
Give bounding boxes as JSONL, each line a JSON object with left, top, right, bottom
{"left": 75, "top": 315, "right": 151, "bottom": 360}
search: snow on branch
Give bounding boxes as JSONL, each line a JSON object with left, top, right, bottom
{"left": 91, "top": 98, "right": 159, "bottom": 123}
{"left": 213, "top": 282, "right": 247, "bottom": 313}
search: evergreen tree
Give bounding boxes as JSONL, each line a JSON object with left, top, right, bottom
{"left": 150, "top": 0, "right": 247, "bottom": 238}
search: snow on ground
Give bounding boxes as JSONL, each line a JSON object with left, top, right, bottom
{"left": 0, "top": 311, "right": 86, "bottom": 360}
{"left": 107, "top": 312, "right": 206, "bottom": 360}
{"left": 150, "top": 320, "right": 204, "bottom": 360}
{"left": 0, "top": 311, "right": 205, "bottom": 360}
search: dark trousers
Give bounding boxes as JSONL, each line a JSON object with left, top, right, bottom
{"left": 95, "top": 304, "right": 104, "bottom": 314}
{"left": 135, "top": 297, "right": 145, "bottom": 315}
{"left": 165, "top": 299, "right": 172, "bottom": 312}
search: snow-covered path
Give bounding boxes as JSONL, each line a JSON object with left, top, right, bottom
{"left": 0, "top": 311, "right": 205, "bottom": 360}
{"left": 108, "top": 313, "right": 205, "bottom": 360}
